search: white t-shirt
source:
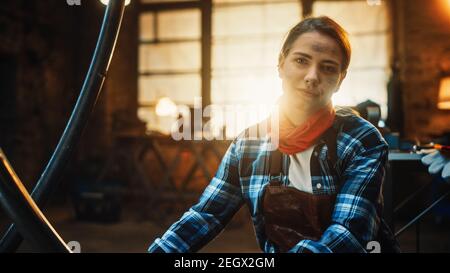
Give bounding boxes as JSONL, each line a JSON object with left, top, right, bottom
{"left": 288, "top": 145, "right": 315, "bottom": 193}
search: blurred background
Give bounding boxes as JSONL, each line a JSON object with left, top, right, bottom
{"left": 1, "top": 0, "right": 450, "bottom": 252}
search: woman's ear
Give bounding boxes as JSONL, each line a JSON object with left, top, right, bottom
{"left": 278, "top": 63, "right": 284, "bottom": 79}
{"left": 340, "top": 70, "right": 347, "bottom": 82}
{"left": 334, "top": 70, "right": 347, "bottom": 93}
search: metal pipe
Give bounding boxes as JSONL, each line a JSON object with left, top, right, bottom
{"left": 393, "top": 181, "right": 431, "bottom": 215}
{"left": 395, "top": 189, "right": 450, "bottom": 237}
{"left": 0, "top": 0, "right": 126, "bottom": 252}
{"left": 0, "top": 149, "right": 70, "bottom": 253}
{"left": 416, "top": 220, "right": 420, "bottom": 253}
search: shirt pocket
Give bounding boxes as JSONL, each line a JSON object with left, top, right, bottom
{"left": 316, "top": 145, "right": 339, "bottom": 194}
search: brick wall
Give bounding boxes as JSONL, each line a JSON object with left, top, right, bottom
{"left": 0, "top": 1, "right": 143, "bottom": 192}
{"left": 397, "top": 0, "right": 450, "bottom": 141}
{"left": 0, "top": 1, "right": 79, "bottom": 188}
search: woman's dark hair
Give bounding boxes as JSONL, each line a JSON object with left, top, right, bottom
{"left": 278, "top": 16, "right": 351, "bottom": 72}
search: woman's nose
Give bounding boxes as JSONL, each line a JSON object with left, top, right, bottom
{"left": 304, "top": 66, "right": 319, "bottom": 88}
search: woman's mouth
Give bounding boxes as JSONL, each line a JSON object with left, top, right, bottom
{"left": 299, "top": 89, "right": 321, "bottom": 97}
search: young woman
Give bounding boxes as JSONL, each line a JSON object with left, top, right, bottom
{"left": 148, "top": 16, "right": 398, "bottom": 253}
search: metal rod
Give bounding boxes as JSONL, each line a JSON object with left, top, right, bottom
{"left": 416, "top": 220, "right": 420, "bottom": 253}
{"left": 0, "top": 149, "right": 70, "bottom": 253}
{"left": 395, "top": 189, "right": 450, "bottom": 237}
{"left": 0, "top": 0, "right": 126, "bottom": 252}
{"left": 394, "top": 182, "right": 431, "bottom": 215}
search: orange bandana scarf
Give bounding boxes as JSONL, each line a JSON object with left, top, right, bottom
{"left": 271, "top": 103, "right": 335, "bottom": 155}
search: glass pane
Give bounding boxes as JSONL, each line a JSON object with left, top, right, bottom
{"left": 333, "top": 68, "right": 388, "bottom": 119}
{"left": 350, "top": 34, "right": 389, "bottom": 68}
{"left": 139, "top": 74, "right": 201, "bottom": 105}
{"left": 139, "top": 42, "right": 200, "bottom": 72}
{"left": 212, "top": 70, "right": 282, "bottom": 105}
{"left": 213, "top": 38, "right": 280, "bottom": 69}
{"left": 158, "top": 9, "right": 201, "bottom": 40}
{"left": 213, "top": 3, "right": 301, "bottom": 37}
{"left": 313, "top": 1, "right": 389, "bottom": 33}
{"left": 211, "top": 1, "right": 301, "bottom": 114}
{"left": 139, "top": 13, "right": 154, "bottom": 40}
{"left": 214, "top": 0, "right": 299, "bottom": 6}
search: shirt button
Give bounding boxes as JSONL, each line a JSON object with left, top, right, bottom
{"left": 316, "top": 183, "right": 322, "bottom": 189}
{"left": 314, "top": 151, "right": 318, "bottom": 157}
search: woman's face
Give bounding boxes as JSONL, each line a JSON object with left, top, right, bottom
{"left": 278, "top": 31, "right": 346, "bottom": 111}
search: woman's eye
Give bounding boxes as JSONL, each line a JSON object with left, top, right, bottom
{"left": 323, "top": 65, "right": 338, "bottom": 73}
{"left": 296, "top": 58, "right": 307, "bottom": 64}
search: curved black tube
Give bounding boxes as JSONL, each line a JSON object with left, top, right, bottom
{"left": 0, "top": 0, "right": 126, "bottom": 252}
{"left": 0, "top": 149, "right": 71, "bottom": 252}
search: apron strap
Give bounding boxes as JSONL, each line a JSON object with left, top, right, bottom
{"left": 269, "top": 149, "right": 284, "bottom": 181}
{"left": 251, "top": 119, "right": 284, "bottom": 180}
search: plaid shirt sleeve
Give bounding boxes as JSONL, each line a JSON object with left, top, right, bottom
{"left": 289, "top": 124, "right": 389, "bottom": 253}
{"left": 148, "top": 140, "right": 244, "bottom": 253}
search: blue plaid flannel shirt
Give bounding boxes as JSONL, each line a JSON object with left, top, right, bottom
{"left": 148, "top": 108, "right": 389, "bottom": 253}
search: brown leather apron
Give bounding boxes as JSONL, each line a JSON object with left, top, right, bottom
{"left": 262, "top": 150, "right": 336, "bottom": 252}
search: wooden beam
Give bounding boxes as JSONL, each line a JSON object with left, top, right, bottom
{"left": 138, "top": 0, "right": 200, "bottom": 11}
{"left": 302, "top": 0, "right": 313, "bottom": 18}
{"left": 201, "top": 0, "right": 212, "bottom": 111}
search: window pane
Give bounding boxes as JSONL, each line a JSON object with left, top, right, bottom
{"left": 213, "top": 38, "right": 280, "bottom": 69}
{"left": 139, "top": 74, "right": 201, "bottom": 105}
{"left": 350, "top": 34, "right": 389, "bottom": 68}
{"left": 212, "top": 70, "right": 282, "bottom": 105}
{"left": 138, "top": 7, "right": 202, "bottom": 134}
{"left": 213, "top": 3, "right": 301, "bottom": 37}
{"left": 313, "top": 1, "right": 389, "bottom": 33}
{"left": 214, "top": 0, "right": 298, "bottom": 6}
{"left": 139, "top": 13, "right": 154, "bottom": 40}
{"left": 333, "top": 68, "right": 388, "bottom": 119}
{"left": 139, "top": 42, "right": 200, "bottom": 72}
{"left": 158, "top": 9, "right": 201, "bottom": 40}
{"left": 211, "top": 1, "right": 301, "bottom": 116}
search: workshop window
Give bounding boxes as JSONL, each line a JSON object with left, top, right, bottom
{"left": 137, "top": 0, "right": 391, "bottom": 135}
{"left": 138, "top": 8, "right": 201, "bottom": 134}
{"left": 210, "top": 0, "right": 302, "bottom": 136}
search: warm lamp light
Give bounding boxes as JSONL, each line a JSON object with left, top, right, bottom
{"left": 100, "top": 0, "right": 131, "bottom": 6}
{"left": 155, "top": 97, "right": 178, "bottom": 117}
{"left": 438, "top": 76, "right": 450, "bottom": 109}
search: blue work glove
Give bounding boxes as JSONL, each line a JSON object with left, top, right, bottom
{"left": 442, "top": 159, "right": 450, "bottom": 181}
{"left": 421, "top": 151, "right": 450, "bottom": 181}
